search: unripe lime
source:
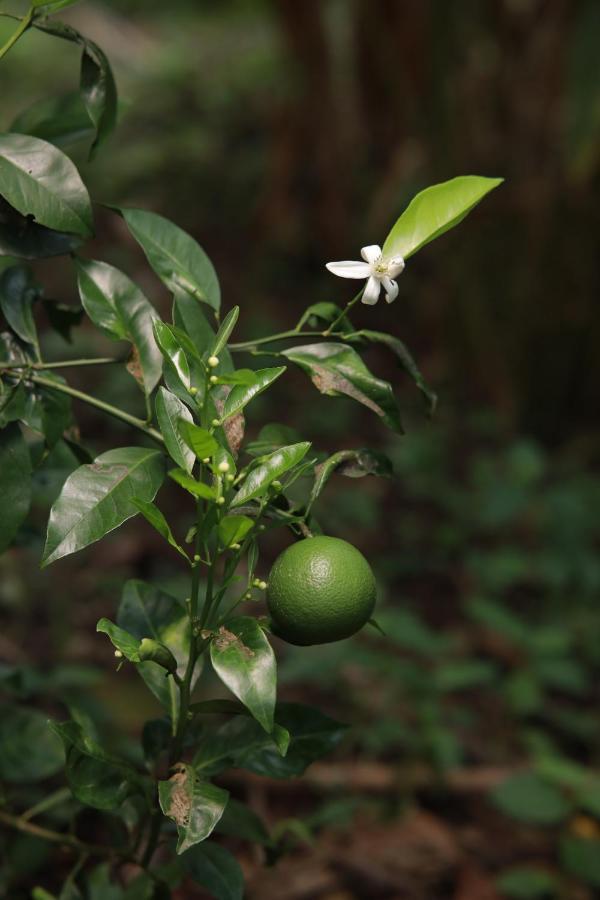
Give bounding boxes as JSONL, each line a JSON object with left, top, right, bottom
{"left": 266, "top": 536, "right": 376, "bottom": 646}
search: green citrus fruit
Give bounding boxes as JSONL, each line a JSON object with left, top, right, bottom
{"left": 266, "top": 535, "right": 377, "bottom": 646}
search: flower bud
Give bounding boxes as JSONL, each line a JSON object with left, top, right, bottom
{"left": 138, "top": 638, "right": 177, "bottom": 674}
{"left": 231, "top": 542, "right": 241, "bottom": 550}
{"left": 211, "top": 419, "right": 220, "bottom": 427}
{"left": 189, "top": 386, "right": 198, "bottom": 396}
{"left": 258, "top": 580, "right": 268, "bottom": 590}
{"left": 226, "top": 473, "right": 235, "bottom": 483}
{"left": 114, "top": 650, "right": 123, "bottom": 659}
{"left": 217, "top": 460, "right": 230, "bottom": 473}
{"left": 271, "top": 480, "right": 282, "bottom": 491}
{"left": 207, "top": 356, "right": 219, "bottom": 368}
{"left": 202, "top": 457, "right": 210, "bottom": 464}
{"left": 216, "top": 496, "right": 225, "bottom": 506}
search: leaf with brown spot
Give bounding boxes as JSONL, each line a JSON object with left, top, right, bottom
{"left": 282, "top": 342, "right": 403, "bottom": 433}
{"left": 158, "top": 763, "right": 228, "bottom": 854}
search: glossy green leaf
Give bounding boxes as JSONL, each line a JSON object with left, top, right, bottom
{"left": 118, "top": 208, "right": 220, "bottom": 311}
{"left": 96, "top": 618, "right": 142, "bottom": 662}
{"left": 308, "top": 448, "right": 392, "bottom": 513}
{"left": 10, "top": 92, "right": 94, "bottom": 149}
{"left": 177, "top": 420, "right": 219, "bottom": 459}
{"left": 42, "top": 447, "right": 165, "bottom": 566}
{"left": 0, "top": 195, "right": 84, "bottom": 259}
{"left": 168, "top": 468, "right": 216, "bottom": 500}
{"left": 0, "top": 265, "right": 40, "bottom": 346}
{"left": 173, "top": 289, "right": 232, "bottom": 371}
{"left": 282, "top": 343, "right": 402, "bottom": 433}
{"left": 183, "top": 843, "right": 243, "bottom": 900}
{"left": 0, "top": 704, "right": 63, "bottom": 782}
{"left": 382, "top": 175, "right": 503, "bottom": 260}
{"left": 31, "top": 21, "right": 118, "bottom": 158}
{"left": 158, "top": 763, "right": 228, "bottom": 854}
{"left": 491, "top": 772, "right": 570, "bottom": 825}
{"left": 213, "top": 369, "right": 257, "bottom": 387}
{"left": 210, "top": 617, "right": 276, "bottom": 733}
{"left": 296, "top": 301, "right": 353, "bottom": 332}
{"left": 220, "top": 367, "right": 286, "bottom": 421}
{"left": 0, "top": 133, "right": 92, "bottom": 237}
{"left": 132, "top": 498, "right": 188, "bottom": 559}
{"left": 194, "top": 703, "right": 346, "bottom": 778}
{"left": 50, "top": 720, "right": 138, "bottom": 810}
{"left": 0, "top": 423, "right": 31, "bottom": 553}
{"left": 118, "top": 579, "right": 196, "bottom": 707}
{"left": 218, "top": 515, "right": 254, "bottom": 548}
{"left": 80, "top": 40, "right": 118, "bottom": 158}
{"left": 155, "top": 387, "right": 195, "bottom": 474}
{"left": 76, "top": 259, "right": 162, "bottom": 394}
{"left": 212, "top": 306, "right": 239, "bottom": 357}
{"left": 231, "top": 441, "right": 310, "bottom": 507}
{"left": 153, "top": 319, "right": 191, "bottom": 394}
{"left": 348, "top": 330, "right": 437, "bottom": 414}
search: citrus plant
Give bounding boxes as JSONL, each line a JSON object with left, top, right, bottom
{"left": 0, "top": 3, "right": 502, "bottom": 896}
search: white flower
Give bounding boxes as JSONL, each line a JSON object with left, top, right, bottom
{"left": 325, "top": 244, "right": 405, "bottom": 305}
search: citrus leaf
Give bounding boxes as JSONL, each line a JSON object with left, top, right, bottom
{"left": 0, "top": 265, "right": 40, "bottom": 346}
{"left": 117, "top": 208, "right": 220, "bottom": 312}
{"left": 50, "top": 720, "right": 139, "bottom": 810}
{"left": 231, "top": 442, "right": 310, "bottom": 507}
{"left": 183, "top": 842, "right": 243, "bottom": 900}
{"left": 173, "top": 289, "right": 232, "bottom": 370}
{"left": 347, "top": 329, "right": 437, "bottom": 414}
{"left": 210, "top": 617, "right": 276, "bottom": 733}
{"left": 42, "top": 447, "right": 165, "bottom": 566}
{"left": 152, "top": 320, "right": 191, "bottom": 393}
{"left": 158, "top": 763, "right": 228, "bottom": 854}
{"left": 131, "top": 498, "right": 189, "bottom": 560}
{"left": 0, "top": 133, "right": 93, "bottom": 237}
{"left": 0, "top": 423, "right": 31, "bottom": 553}
{"left": 282, "top": 342, "right": 402, "bottom": 433}
{"left": 177, "top": 420, "right": 219, "bottom": 459}
{"left": 76, "top": 259, "right": 162, "bottom": 394}
{"left": 96, "top": 618, "right": 142, "bottom": 662}
{"left": 308, "top": 448, "right": 392, "bottom": 512}
{"left": 382, "top": 175, "right": 503, "bottom": 260}
{"left": 10, "top": 92, "right": 94, "bottom": 150}
{"left": 220, "top": 367, "right": 286, "bottom": 421}
{"left": 168, "top": 468, "right": 216, "bottom": 500}
{"left": 0, "top": 195, "right": 84, "bottom": 259}
{"left": 118, "top": 579, "right": 197, "bottom": 708}
{"left": 211, "top": 306, "right": 239, "bottom": 357}
{"left": 155, "top": 387, "right": 195, "bottom": 474}
{"left": 218, "top": 515, "right": 254, "bottom": 548}
{"left": 0, "top": 705, "right": 63, "bottom": 783}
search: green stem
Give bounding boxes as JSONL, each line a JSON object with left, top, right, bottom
{"left": 20, "top": 787, "right": 71, "bottom": 822}
{"left": 0, "top": 809, "right": 126, "bottom": 859}
{"left": 229, "top": 329, "right": 325, "bottom": 351}
{"left": 0, "top": 10, "right": 31, "bottom": 61}
{"left": 0, "top": 357, "right": 121, "bottom": 370}
{"left": 29, "top": 373, "right": 164, "bottom": 445}
{"left": 323, "top": 289, "right": 363, "bottom": 335}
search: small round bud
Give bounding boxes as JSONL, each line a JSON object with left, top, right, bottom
{"left": 226, "top": 473, "right": 235, "bottom": 483}
{"left": 272, "top": 480, "right": 282, "bottom": 491}
{"left": 114, "top": 650, "right": 123, "bottom": 658}
{"left": 207, "top": 356, "right": 219, "bottom": 368}
{"left": 253, "top": 577, "right": 260, "bottom": 587}
{"left": 231, "top": 542, "right": 241, "bottom": 551}
{"left": 258, "top": 580, "right": 268, "bottom": 590}
{"left": 209, "top": 375, "right": 218, "bottom": 385}
{"left": 216, "top": 496, "right": 225, "bottom": 506}
{"left": 217, "top": 460, "right": 230, "bottom": 473}
{"left": 193, "top": 553, "right": 201, "bottom": 563}
{"left": 211, "top": 419, "right": 220, "bottom": 428}
{"left": 189, "top": 386, "right": 198, "bottom": 396}
{"left": 202, "top": 457, "right": 210, "bottom": 464}
{"left": 258, "top": 524, "right": 266, "bottom": 532}
{"left": 244, "top": 591, "right": 252, "bottom": 600}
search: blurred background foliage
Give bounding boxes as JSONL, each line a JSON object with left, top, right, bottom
{"left": 1, "top": 0, "right": 600, "bottom": 897}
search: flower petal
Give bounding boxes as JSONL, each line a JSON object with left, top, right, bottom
{"left": 387, "top": 256, "right": 405, "bottom": 278}
{"left": 325, "top": 261, "right": 371, "bottom": 279}
{"left": 382, "top": 277, "right": 399, "bottom": 304}
{"left": 361, "top": 275, "right": 381, "bottom": 305}
{"left": 360, "top": 245, "right": 382, "bottom": 264}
